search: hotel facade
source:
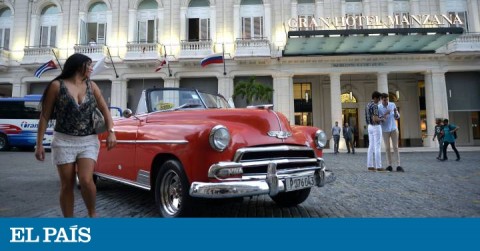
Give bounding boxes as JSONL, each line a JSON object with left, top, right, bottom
{"left": 0, "top": 0, "right": 479, "bottom": 148}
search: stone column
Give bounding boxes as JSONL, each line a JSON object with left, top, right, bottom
{"left": 164, "top": 77, "right": 179, "bottom": 88}
{"left": 273, "top": 73, "right": 294, "bottom": 124}
{"left": 410, "top": 0, "right": 420, "bottom": 28}
{"left": 315, "top": 1, "right": 324, "bottom": 21}
{"left": 264, "top": 3, "right": 272, "bottom": 40}
{"left": 218, "top": 75, "right": 234, "bottom": 106}
{"left": 12, "top": 83, "right": 26, "bottom": 97}
{"left": 128, "top": 9, "right": 135, "bottom": 44}
{"left": 432, "top": 71, "right": 449, "bottom": 120}
{"left": 233, "top": 4, "right": 240, "bottom": 41}
{"left": 424, "top": 71, "right": 435, "bottom": 147}
{"left": 111, "top": 79, "right": 127, "bottom": 111}
{"left": 377, "top": 72, "right": 389, "bottom": 94}
{"left": 468, "top": 0, "right": 480, "bottom": 32}
{"left": 180, "top": 7, "right": 187, "bottom": 41}
{"left": 330, "top": 73, "right": 342, "bottom": 148}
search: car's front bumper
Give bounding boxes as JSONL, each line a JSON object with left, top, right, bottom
{"left": 189, "top": 158, "right": 335, "bottom": 199}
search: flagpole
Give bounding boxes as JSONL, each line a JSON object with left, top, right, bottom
{"left": 106, "top": 46, "right": 119, "bottom": 78}
{"left": 51, "top": 49, "right": 63, "bottom": 71}
{"left": 222, "top": 43, "right": 226, "bottom": 76}
{"left": 163, "top": 45, "right": 172, "bottom": 77}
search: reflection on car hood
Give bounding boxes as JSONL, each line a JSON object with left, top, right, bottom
{"left": 144, "top": 108, "right": 310, "bottom": 146}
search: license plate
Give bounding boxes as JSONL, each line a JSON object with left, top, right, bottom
{"left": 285, "top": 175, "right": 315, "bottom": 192}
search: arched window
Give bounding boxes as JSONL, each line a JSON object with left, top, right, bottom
{"left": 187, "top": 0, "right": 210, "bottom": 41}
{"left": 81, "top": 2, "right": 108, "bottom": 45}
{"left": 136, "top": 0, "right": 158, "bottom": 43}
{"left": 39, "top": 4, "right": 59, "bottom": 47}
{"left": 0, "top": 8, "right": 12, "bottom": 50}
{"left": 240, "top": 0, "right": 264, "bottom": 39}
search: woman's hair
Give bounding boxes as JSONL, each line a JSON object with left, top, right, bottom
{"left": 39, "top": 53, "right": 92, "bottom": 119}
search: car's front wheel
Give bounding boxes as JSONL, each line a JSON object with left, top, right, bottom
{"left": 270, "top": 188, "right": 311, "bottom": 207}
{"left": 155, "top": 160, "right": 192, "bottom": 218}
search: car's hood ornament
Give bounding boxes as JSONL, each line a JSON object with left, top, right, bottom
{"left": 267, "top": 131, "right": 292, "bottom": 139}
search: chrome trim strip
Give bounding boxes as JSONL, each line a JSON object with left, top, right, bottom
{"left": 233, "top": 145, "right": 315, "bottom": 162}
{"left": 94, "top": 172, "right": 151, "bottom": 190}
{"left": 101, "top": 139, "right": 188, "bottom": 144}
{"left": 136, "top": 170, "right": 150, "bottom": 187}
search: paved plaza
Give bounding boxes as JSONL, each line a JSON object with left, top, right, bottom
{"left": 1, "top": 147, "right": 479, "bottom": 217}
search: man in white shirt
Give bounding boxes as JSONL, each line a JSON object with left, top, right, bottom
{"left": 378, "top": 93, "right": 403, "bottom": 172}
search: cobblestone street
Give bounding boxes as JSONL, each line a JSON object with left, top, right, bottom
{"left": 1, "top": 149, "right": 479, "bottom": 217}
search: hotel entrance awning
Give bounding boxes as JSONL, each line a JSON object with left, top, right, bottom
{"left": 283, "top": 28, "right": 463, "bottom": 56}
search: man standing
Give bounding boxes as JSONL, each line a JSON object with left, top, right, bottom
{"left": 332, "top": 121, "right": 341, "bottom": 154}
{"left": 440, "top": 119, "right": 460, "bottom": 161}
{"left": 363, "top": 125, "right": 369, "bottom": 147}
{"left": 378, "top": 93, "right": 403, "bottom": 172}
{"left": 343, "top": 122, "right": 355, "bottom": 154}
{"left": 365, "top": 91, "right": 385, "bottom": 171}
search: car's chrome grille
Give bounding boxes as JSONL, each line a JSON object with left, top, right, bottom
{"left": 234, "top": 145, "right": 318, "bottom": 175}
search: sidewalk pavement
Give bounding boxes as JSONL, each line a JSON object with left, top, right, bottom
{"left": 323, "top": 146, "right": 480, "bottom": 154}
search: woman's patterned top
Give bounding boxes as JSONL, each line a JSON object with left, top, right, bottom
{"left": 54, "top": 79, "right": 97, "bottom": 136}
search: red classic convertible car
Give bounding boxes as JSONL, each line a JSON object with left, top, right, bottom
{"left": 96, "top": 88, "right": 334, "bottom": 217}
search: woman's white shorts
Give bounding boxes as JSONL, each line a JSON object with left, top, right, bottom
{"left": 51, "top": 131, "right": 100, "bottom": 165}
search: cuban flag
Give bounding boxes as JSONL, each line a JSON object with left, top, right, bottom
{"left": 200, "top": 53, "right": 224, "bottom": 67}
{"left": 34, "top": 60, "right": 58, "bottom": 78}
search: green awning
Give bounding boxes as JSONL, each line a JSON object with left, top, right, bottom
{"left": 283, "top": 28, "right": 463, "bottom": 56}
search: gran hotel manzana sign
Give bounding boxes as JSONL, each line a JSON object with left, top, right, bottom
{"left": 287, "top": 14, "right": 464, "bottom": 30}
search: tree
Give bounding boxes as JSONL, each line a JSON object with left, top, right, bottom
{"left": 233, "top": 76, "right": 274, "bottom": 106}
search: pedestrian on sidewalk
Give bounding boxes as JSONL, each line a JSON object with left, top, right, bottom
{"left": 35, "top": 53, "right": 117, "bottom": 218}
{"left": 432, "top": 118, "right": 444, "bottom": 160}
{"left": 365, "top": 91, "right": 385, "bottom": 171}
{"left": 363, "top": 125, "right": 369, "bottom": 147}
{"left": 378, "top": 93, "right": 403, "bottom": 172}
{"left": 440, "top": 119, "right": 460, "bottom": 161}
{"left": 332, "top": 121, "right": 341, "bottom": 154}
{"left": 343, "top": 122, "right": 355, "bottom": 154}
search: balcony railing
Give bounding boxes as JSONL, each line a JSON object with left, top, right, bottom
{"left": 0, "top": 48, "right": 10, "bottom": 69}
{"left": 74, "top": 44, "right": 107, "bottom": 61}
{"left": 439, "top": 33, "right": 480, "bottom": 54}
{"left": 179, "top": 40, "right": 214, "bottom": 59}
{"left": 21, "top": 46, "right": 59, "bottom": 65}
{"left": 234, "top": 37, "right": 271, "bottom": 58}
{"left": 124, "top": 42, "right": 163, "bottom": 62}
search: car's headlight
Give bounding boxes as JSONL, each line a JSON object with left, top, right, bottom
{"left": 209, "top": 125, "right": 230, "bottom": 152}
{"left": 315, "top": 130, "right": 327, "bottom": 149}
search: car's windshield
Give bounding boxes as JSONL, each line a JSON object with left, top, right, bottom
{"left": 148, "top": 89, "right": 230, "bottom": 112}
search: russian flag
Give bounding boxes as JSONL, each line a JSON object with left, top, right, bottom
{"left": 34, "top": 60, "right": 58, "bottom": 78}
{"left": 200, "top": 53, "right": 224, "bottom": 67}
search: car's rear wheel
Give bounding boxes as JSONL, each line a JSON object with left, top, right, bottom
{"left": 0, "top": 134, "right": 10, "bottom": 151}
{"left": 270, "top": 188, "right": 311, "bottom": 207}
{"left": 155, "top": 160, "right": 192, "bottom": 218}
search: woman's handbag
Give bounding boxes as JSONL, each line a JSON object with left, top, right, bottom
{"left": 90, "top": 80, "right": 107, "bottom": 134}
{"left": 92, "top": 107, "right": 107, "bottom": 134}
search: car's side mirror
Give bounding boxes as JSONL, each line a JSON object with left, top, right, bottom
{"left": 123, "top": 109, "right": 133, "bottom": 118}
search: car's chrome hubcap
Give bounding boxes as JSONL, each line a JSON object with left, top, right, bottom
{"left": 161, "top": 170, "right": 182, "bottom": 216}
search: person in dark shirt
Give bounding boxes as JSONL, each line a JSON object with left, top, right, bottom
{"left": 343, "top": 122, "right": 355, "bottom": 154}
{"left": 432, "top": 118, "right": 444, "bottom": 160}
{"left": 440, "top": 119, "right": 460, "bottom": 161}
{"left": 365, "top": 91, "right": 385, "bottom": 171}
